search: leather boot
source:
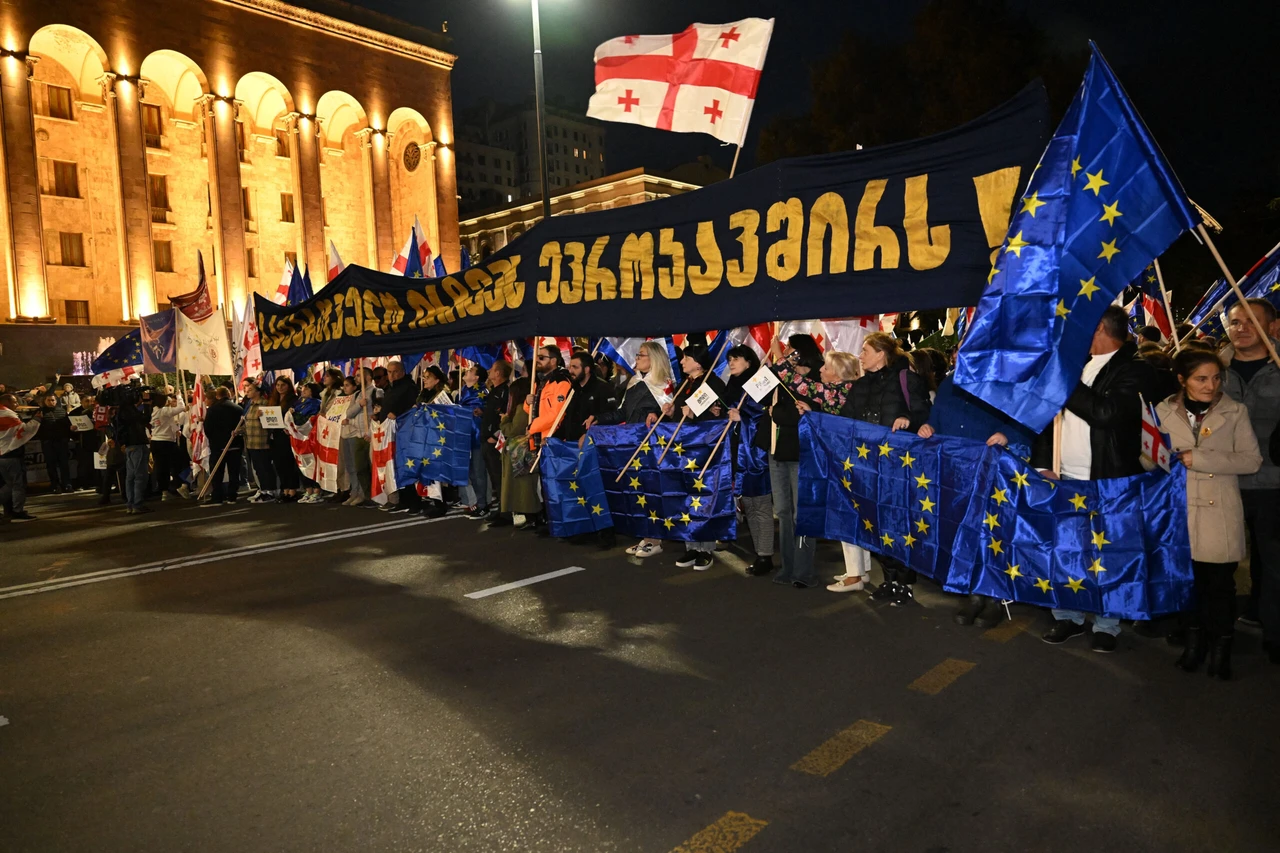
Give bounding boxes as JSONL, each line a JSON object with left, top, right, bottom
{"left": 954, "top": 594, "right": 985, "bottom": 626}
{"left": 1175, "top": 628, "right": 1206, "bottom": 672}
{"left": 1206, "top": 635, "right": 1233, "bottom": 681}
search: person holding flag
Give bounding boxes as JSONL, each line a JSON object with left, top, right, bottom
{"left": 723, "top": 345, "right": 776, "bottom": 576}
{"left": 0, "top": 392, "right": 41, "bottom": 521}
{"left": 1149, "top": 349, "right": 1261, "bottom": 679}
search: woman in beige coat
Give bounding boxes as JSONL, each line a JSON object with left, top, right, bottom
{"left": 1153, "top": 349, "right": 1262, "bottom": 680}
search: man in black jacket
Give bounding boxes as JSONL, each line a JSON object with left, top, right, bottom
{"left": 203, "top": 386, "right": 244, "bottom": 505}
{"left": 559, "top": 351, "right": 618, "bottom": 442}
{"left": 376, "top": 360, "right": 423, "bottom": 514}
{"left": 482, "top": 361, "right": 512, "bottom": 525}
{"left": 1043, "top": 306, "right": 1159, "bottom": 651}
{"left": 114, "top": 387, "right": 152, "bottom": 514}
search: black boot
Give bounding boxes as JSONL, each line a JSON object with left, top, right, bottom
{"left": 1175, "top": 627, "right": 1206, "bottom": 672}
{"left": 747, "top": 555, "right": 773, "bottom": 576}
{"left": 973, "top": 597, "right": 1006, "bottom": 629}
{"left": 1206, "top": 635, "right": 1233, "bottom": 681}
{"left": 954, "top": 594, "right": 985, "bottom": 626}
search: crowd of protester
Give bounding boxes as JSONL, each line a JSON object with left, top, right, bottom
{"left": 2, "top": 297, "right": 1277, "bottom": 679}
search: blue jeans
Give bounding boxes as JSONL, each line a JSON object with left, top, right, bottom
{"left": 1052, "top": 609, "right": 1121, "bottom": 636}
{"left": 463, "top": 443, "right": 489, "bottom": 507}
{"left": 769, "top": 457, "right": 816, "bottom": 586}
{"left": 124, "top": 445, "right": 149, "bottom": 509}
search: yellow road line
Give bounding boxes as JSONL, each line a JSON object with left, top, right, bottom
{"left": 664, "top": 564, "right": 738, "bottom": 585}
{"left": 908, "top": 658, "right": 976, "bottom": 695}
{"left": 790, "top": 720, "right": 892, "bottom": 777}
{"left": 982, "top": 615, "right": 1032, "bottom": 642}
{"left": 670, "top": 811, "right": 768, "bottom": 853}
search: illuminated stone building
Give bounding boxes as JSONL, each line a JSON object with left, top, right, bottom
{"left": 0, "top": 0, "right": 458, "bottom": 341}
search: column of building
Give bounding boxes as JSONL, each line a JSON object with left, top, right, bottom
{"left": 288, "top": 112, "right": 327, "bottom": 278}
{"left": 0, "top": 51, "right": 48, "bottom": 319}
{"left": 198, "top": 94, "right": 247, "bottom": 309}
{"left": 103, "top": 72, "right": 157, "bottom": 319}
{"left": 357, "top": 126, "right": 395, "bottom": 272}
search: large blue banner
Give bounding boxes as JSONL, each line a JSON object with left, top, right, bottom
{"left": 797, "top": 414, "right": 1193, "bottom": 619}
{"left": 392, "top": 404, "right": 473, "bottom": 487}
{"left": 258, "top": 85, "right": 1050, "bottom": 368}
{"left": 592, "top": 421, "right": 737, "bottom": 543}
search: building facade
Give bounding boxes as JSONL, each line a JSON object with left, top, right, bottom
{"left": 455, "top": 139, "right": 517, "bottom": 213}
{"left": 459, "top": 168, "right": 703, "bottom": 261}
{"left": 492, "top": 105, "right": 607, "bottom": 198}
{"left": 0, "top": 0, "right": 459, "bottom": 333}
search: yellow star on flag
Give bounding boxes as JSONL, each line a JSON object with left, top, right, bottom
{"left": 432, "top": 448, "right": 442, "bottom": 458}
{"left": 1098, "top": 239, "right": 1120, "bottom": 263}
{"left": 680, "top": 512, "right": 691, "bottom": 525}
{"left": 919, "top": 496, "right": 936, "bottom": 513}
{"left": 628, "top": 477, "right": 641, "bottom": 489}
{"left": 648, "top": 511, "right": 659, "bottom": 522}
{"left": 1069, "top": 493, "right": 1087, "bottom": 511}
{"left": 657, "top": 436, "right": 667, "bottom": 447}
{"left": 1034, "top": 577, "right": 1052, "bottom": 593}
{"left": 841, "top": 477, "right": 852, "bottom": 490}
{"left": 901, "top": 532, "right": 917, "bottom": 548}
{"left": 1004, "top": 562, "right": 1022, "bottom": 579}
{"left": 1082, "top": 168, "right": 1109, "bottom": 195}
{"left": 673, "top": 443, "right": 684, "bottom": 456}
{"left": 591, "top": 504, "right": 604, "bottom": 515}
{"left": 405, "top": 458, "right": 416, "bottom": 468}
{"left": 1011, "top": 471, "right": 1030, "bottom": 489}
{"left": 987, "top": 538, "right": 1004, "bottom": 556}
{"left": 569, "top": 481, "right": 579, "bottom": 491}
{"left": 856, "top": 443, "right": 871, "bottom": 459}
{"left": 692, "top": 477, "right": 707, "bottom": 491}
{"left": 1087, "top": 558, "right": 1106, "bottom": 576}
{"left": 877, "top": 442, "right": 892, "bottom": 457}
{"left": 899, "top": 452, "right": 915, "bottom": 468}
{"left": 663, "top": 517, "right": 675, "bottom": 530}
{"left": 438, "top": 436, "right": 447, "bottom": 444}
{"left": 881, "top": 532, "right": 895, "bottom": 546}
{"left": 1092, "top": 529, "right": 1111, "bottom": 549}
{"left": 915, "top": 473, "right": 932, "bottom": 488}
{"left": 690, "top": 496, "right": 703, "bottom": 510}
{"left": 991, "top": 488, "right": 1009, "bottom": 506}
{"left": 987, "top": 265, "right": 1000, "bottom": 285}
{"left": 1055, "top": 300, "right": 1071, "bottom": 319}
{"left": 864, "top": 519, "right": 875, "bottom": 531}
{"left": 577, "top": 496, "right": 587, "bottom": 506}
{"left": 636, "top": 495, "right": 647, "bottom": 508}
{"left": 631, "top": 459, "right": 642, "bottom": 471}
{"left": 842, "top": 457, "right": 854, "bottom": 471}
{"left": 1070, "top": 155, "right": 1082, "bottom": 177}
{"left": 1099, "top": 201, "right": 1123, "bottom": 226}
{"left": 421, "top": 458, "right": 432, "bottom": 466}
{"left": 1005, "top": 231, "right": 1029, "bottom": 258}
{"left": 1066, "top": 577, "right": 1086, "bottom": 593}
{"left": 1078, "top": 277, "right": 1100, "bottom": 300}
{"left": 684, "top": 458, "right": 697, "bottom": 471}
{"left": 915, "top": 517, "right": 930, "bottom": 534}
{"left": 1020, "top": 192, "right": 1046, "bottom": 217}
{"left": 639, "top": 441, "right": 650, "bottom": 452}
{"left": 983, "top": 512, "right": 1000, "bottom": 530}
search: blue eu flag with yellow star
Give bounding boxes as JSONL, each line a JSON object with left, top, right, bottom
{"left": 90, "top": 329, "right": 144, "bottom": 374}
{"left": 796, "top": 414, "right": 1194, "bottom": 619}
{"left": 393, "top": 404, "right": 473, "bottom": 487}
{"left": 954, "top": 43, "right": 1201, "bottom": 433}
{"left": 540, "top": 436, "right": 614, "bottom": 538}
{"left": 1190, "top": 251, "right": 1280, "bottom": 341}
{"left": 592, "top": 422, "right": 736, "bottom": 542}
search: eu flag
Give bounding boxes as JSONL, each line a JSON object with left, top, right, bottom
{"left": 1191, "top": 251, "right": 1280, "bottom": 340}
{"left": 954, "top": 44, "right": 1200, "bottom": 432}
{"left": 540, "top": 436, "right": 615, "bottom": 538}
{"left": 796, "top": 413, "right": 1194, "bottom": 619}
{"left": 592, "top": 421, "right": 736, "bottom": 542}
{"left": 139, "top": 309, "right": 177, "bottom": 373}
{"left": 90, "top": 329, "right": 144, "bottom": 374}
{"left": 392, "top": 404, "right": 473, "bottom": 487}
{"left": 286, "top": 264, "right": 315, "bottom": 381}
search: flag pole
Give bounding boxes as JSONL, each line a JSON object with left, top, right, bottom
{"left": 728, "top": 144, "right": 742, "bottom": 180}
{"left": 1051, "top": 413, "right": 1063, "bottom": 478}
{"left": 613, "top": 377, "right": 690, "bottom": 482}
{"left": 699, "top": 392, "right": 748, "bottom": 479}
{"left": 655, "top": 332, "right": 734, "bottom": 465}
{"left": 1152, "top": 258, "right": 1180, "bottom": 353}
{"left": 1197, "top": 224, "right": 1280, "bottom": 370}
{"left": 196, "top": 416, "right": 245, "bottom": 502}
{"left": 1177, "top": 235, "right": 1280, "bottom": 346}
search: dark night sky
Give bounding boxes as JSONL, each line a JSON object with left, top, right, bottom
{"left": 355, "top": 0, "right": 1276, "bottom": 215}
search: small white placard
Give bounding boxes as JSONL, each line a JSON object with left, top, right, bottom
{"left": 93, "top": 451, "right": 108, "bottom": 470}
{"left": 686, "top": 384, "right": 720, "bottom": 416}
{"left": 259, "top": 406, "right": 285, "bottom": 429}
{"left": 69, "top": 415, "right": 94, "bottom": 432}
{"left": 743, "top": 365, "right": 782, "bottom": 402}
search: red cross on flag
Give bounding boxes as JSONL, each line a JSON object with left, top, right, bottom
{"left": 587, "top": 18, "right": 774, "bottom": 147}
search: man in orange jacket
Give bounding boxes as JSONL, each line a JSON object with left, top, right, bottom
{"left": 526, "top": 344, "right": 572, "bottom": 450}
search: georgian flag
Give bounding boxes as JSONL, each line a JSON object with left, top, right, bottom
{"left": 91, "top": 365, "right": 141, "bottom": 389}
{"left": 390, "top": 216, "right": 432, "bottom": 277}
{"left": 587, "top": 18, "right": 774, "bottom": 147}
{"left": 237, "top": 294, "right": 264, "bottom": 385}
{"left": 821, "top": 317, "right": 879, "bottom": 356}
{"left": 777, "top": 320, "right": 826, "bottom": 352}
{"left": 328, "top": 241, "right": 345, "bottom": 282}
{"left": 314, "top": 412, "right": 342, "bottom": 492}
{"left": 1141, "top": 399, "right": 1172, "bottom": 472}
{"left": 0, "top": 405, "right": 39, "bottom": 456}
{"left": 189, "top": 378, "right": 210, "bottom": 476}
{"left": 369, "top": 418, "right": 398, "bottom": 505}
{"left": 284, "top": 415, "right": 318, "bottom": 483}
{"left": 274, "top": 258, "right": 294, "bottom": 305}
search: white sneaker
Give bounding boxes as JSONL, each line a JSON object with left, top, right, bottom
{"left": 634, "top": 541, "right": 662, "bottom": 558}
{"left": 826, "top": 577, "right": 866, "bottom": 593}
{"left": 177, "top": 485, "right": 191, "bottom": 499}
{"left": 675, "top": 553, "right": 698, "bottom": 568}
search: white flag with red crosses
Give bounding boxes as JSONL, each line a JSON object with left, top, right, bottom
{"left": 587, "top": 18, "right": 774, "bottom": 147}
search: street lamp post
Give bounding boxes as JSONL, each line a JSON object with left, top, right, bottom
{"left": 529, "top": 0, "right": 552, "bottom": 222}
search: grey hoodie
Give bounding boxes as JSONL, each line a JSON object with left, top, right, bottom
{"left": 1221, "top": 339, "right": 1280, "bottom": 490}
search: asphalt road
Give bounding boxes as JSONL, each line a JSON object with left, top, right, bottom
{"left": 1, "top": 490, "right": 1277, "bottom": 853}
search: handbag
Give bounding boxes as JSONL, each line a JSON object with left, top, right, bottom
{"left": 509, "top": 437, "right": 535, "bottom": 477}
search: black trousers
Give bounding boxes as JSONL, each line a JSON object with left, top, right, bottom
{"left": 152, "top": 440, "right": 181, "bottom": 493}
{"left": 268, "top": 432, "right": 300, "bottom": 491}
{"left": 1185, "top": 560, "right": 1237, "bottom": 638}
{"left": 881, "top": 556, "right": 917, "bottom": 585}
{"left": 483, "top": 443, "right": 504, "bottom": 507}
{"left": 397, "top": 484, "right": 421, "bottom": 509}
{"left": 210, "top": 450, "right": 242, "bottom": 502}
{"left": 98, "top": 463, "right": 124, "bottom": 499}
{"left": 248, "top": 448, "right": 277, "bottom": 492}
{"left": 43, "top": 440, "right": 71, "bottom": 491}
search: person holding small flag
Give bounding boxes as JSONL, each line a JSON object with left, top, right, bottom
{"left": 1149, "top": 349, "right": 1261, "bottom": 679}
{"left": 724, "top": 345, "right": 776, "bottom": 576}
{"left": 482, "top": 361, "right": 514, "bottom": 526}
{"left": 663, "top": 344, "right": 729, "bottom": 571}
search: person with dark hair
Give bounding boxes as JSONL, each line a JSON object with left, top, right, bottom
{"left": 149, "top": 390, "right": 185, "bottom": 500}
{"left": 459, "top": 364, "right": 490, "bottom": 516}
{"left": 293, "top": 382, "right": 324, "bottom": 504}
{"left": 203, "top": 386, "right": 245, "bottom": 506}
{"left": 241, "top": 382, "right": 278, "bottom": 504}
{"left": 724, "top": 345, "right": 775, "bottom": 575}
{"left": 1175, "top": 322, "right": 1195, "bottom": 343}
{"left": 1152, "top": 349, "right": 1261, "bottom": 679}
{"left": 37, "top": 393, "right": 73, "bottom": 494}
{"left": 500, "top": 377, "right": 542, "bottom": 526}
{"left": 337, "top": 375, "right": 371, "bottom": 506}
{"left": 377, "top": 360, "right": 420, "bottom": 514}
{"left": 838, "top": 332, "right": 931, "bottom": 603}
{"left": 482, "top": 360, "right": 513, "bottom": 526}
{"left": 115, "top": 386, "right": 152, "bottom": 514}
{"left": 1220, "top": 298, "right": 1280, "bottom": 657}
{"left": 1138, "top": 342, "right": 1180, "bottom": 402}
{"left": 417, "top": 366, "right": 452, "bottom": 406}
{"left": 1042, "top": 305, "right": 1160, "bottom": 652}
{"left": 269, "top": 376, "right": 301, "bottom": 502}
{"left": 1136, "top": 325, "right": 1163, "bottom": 344}
{"left": 560, "top": 350, "right": 618, "bottom": 443}
{"left": 0, "top": 392, "right": 40, "bottom": 521}
{"left": 527, "top": 345, "right": 572, "bottom": 459}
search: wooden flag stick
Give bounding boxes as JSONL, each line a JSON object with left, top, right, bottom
{"left": 1051, "top": 412, "right": 1063, "bottom": 478}
{"left": 196, "top": 416, "right": 245, "bottom": 502}
{"left": 655, "top": 412, "right": 689, "bottom": 466}
{"left": 699, "top": 392, "right": 748, "bottom": 480}
{"left": 1197, "top": 224, "right": 1280, "bottom": 370}
{"left": 529, "top": 339, "right": 602, "bottom": 474}
{"left": 1152, "top": 258, "right": 1180, "bottom": 353}
{"left": 613, "top": 377, "right": 689, "bottom": 482}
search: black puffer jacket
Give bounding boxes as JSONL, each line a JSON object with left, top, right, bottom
{"left": 596, "top": 376, "right": 664, "bottom": 426}
{"left": 839, "top": 357, "right": 932, "bottom": 429}
{"left": 480, "top": 381, "right": 510, "bottom": 442}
